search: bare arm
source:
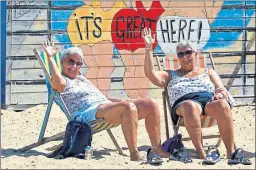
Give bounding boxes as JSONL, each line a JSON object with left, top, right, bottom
{"left": 107, "top": 97, "right": 123, "bottom": 102}
{"left": 142, "top": 28, "right": 169, "bottom": 88}
{"left": 43, "top": 40, "right": 66, "bottom": 93}
{"left": 208, "top": 68, "right": 228, "bottom": 100}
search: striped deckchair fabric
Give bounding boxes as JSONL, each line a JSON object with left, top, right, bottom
{"left": 88, "top": 119, "right": 119, "bottom": 134}
{"left": 157, "top": 52, "right": 221, "bottom": 147}
{"left": 18, "top": 49, "right": 123, "bottom": 155}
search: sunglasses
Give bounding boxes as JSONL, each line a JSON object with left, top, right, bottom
{"left": 177, "top": 50, "right": 193, "bottom": 58}
{"left": 66, "top": 59, "right": 83, "bottom": 67}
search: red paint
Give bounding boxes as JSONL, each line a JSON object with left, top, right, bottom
{"left": 111, "top": 1, "right": 164, "bottom": 52}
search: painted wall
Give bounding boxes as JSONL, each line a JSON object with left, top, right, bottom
{"left": 3, "top": 0, "right": 256, "bottom": 109}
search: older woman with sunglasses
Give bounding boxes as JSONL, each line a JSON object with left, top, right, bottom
{"left": 42, "top": 40, "right": 169, "bottom": 163}
{"left": 142, "top": 28, "right": 251, "bottom": 165}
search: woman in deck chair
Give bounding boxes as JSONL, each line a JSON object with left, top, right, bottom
{"left": 142, "top": 27, "right": 251, "bottom": 165}
{"left": 42, "top": 40, "right": 169, "bottom": 163}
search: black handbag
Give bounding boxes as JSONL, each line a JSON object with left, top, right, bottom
{"left": 47, "top": 116, "right": 93, "bottom": 159}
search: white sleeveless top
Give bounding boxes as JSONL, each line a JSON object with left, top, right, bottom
{"left": 60, "top": 75, "right": 111, "bottom": 114}
{"left": 167, "top": 69, "right": 215, "bottom": 107}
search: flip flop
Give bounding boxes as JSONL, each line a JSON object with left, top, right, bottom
{"left": 147, "top": 148, "right": 164, "bottom": 165}
{"left": 228, "top": 148, "right": 252, "bottom": 165}
{"left": 169, "top": 147, "right": 193, "bottom": 163}
{"left": 202, "top": 146, "right": 221, "bottom": 165}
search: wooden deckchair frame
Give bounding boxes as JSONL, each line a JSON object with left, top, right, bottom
{"left": 156, "top": 52, "right": 222, "bottom": 147}
{"left": 19, "top": 49, "right": 124, "bottom": 155}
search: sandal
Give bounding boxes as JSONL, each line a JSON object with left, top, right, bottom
{"left": 202, "top": 146, "right": 221, "bottom": 165}
{"left": 228, "top": 148, "right": 252, "bottom": 165}
{"left": 169, "top": 147, "right": 192, "bottom": 163}
{"left": 147, "top": 148, "right": 164, "bottom": 165}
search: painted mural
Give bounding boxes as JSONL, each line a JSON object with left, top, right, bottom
{"left": 2, "top": 0, "right": 255, "bottom": 108}
{"left": 51, "top": 0, "right": 255, "bottom": 99}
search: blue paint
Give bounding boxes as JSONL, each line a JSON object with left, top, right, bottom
{"left": 203, "top": 0, "right": 255, "bottom": 50}
{"left": 223, "top": 0, "right": 243, "bottom": 5}
{"left": 154, "top": 44, "right": 164, "bottom": 56}
{"left": 51, "top": 10, "right": 73, "bottom": 30}
{"left": 52, "top": 1, "right": 84, "bottom": 6}
{"left": 1, "top": 1, "right": 6, "bottom": 107}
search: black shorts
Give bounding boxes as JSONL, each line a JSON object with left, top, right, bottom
{"left": 171, "top": 92, "right": 214, "bottom": 125}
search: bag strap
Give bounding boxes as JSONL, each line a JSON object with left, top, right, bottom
{"left": 65, "top": 127, "right": 80, "bottom": 156}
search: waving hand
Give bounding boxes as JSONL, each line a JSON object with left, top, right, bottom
{"left": 43, "top": 40, "right": 59, "bottom": 58}
{"left": 142, "top": 27, "right": 155, "bottom": 49}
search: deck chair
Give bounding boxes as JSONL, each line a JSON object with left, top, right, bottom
{"left": 156, "top": 52, "right": 222, "bottom": 147}
{"left": 19, "top": 49, "right": 124, "bottom": 155}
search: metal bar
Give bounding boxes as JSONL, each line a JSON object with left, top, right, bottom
{"left": 210, "top": 27, "right": 256, "bottom": 32}
{"left": 4, "top": 74, "right": 256, "bottom": 82}
{"left": 242, "top": 0, "right": 247, "bottom": 96}
{"left": 156, "top": 51, "right": 256, "bottom": 57}
{"left": 182, "top": 135, "right": 220, "bottom": 142}
{"left": 1, "top": 1, "right": 7, "bottom": 108}
{"left": 7, "top": 4, "right": 256, "bottom": 10}
{"left": 209, "top": 52, "right": 216, "bottom": 70}
{"left": 38, "top": 90, "right": 56, "bottom": 142}
{"left": 208, "top": 62, "right": 255, "bottom": 65}
{"left": 232, "top": 95, "right": 255, "bottom": 98}
{"left": 47, "top": 1, "right": 51, "bottom": 41}
{"left": 19, "top": 131, "right": 65, "bottom": 152}
{"left": 9, "top": 16, "right": 256, "bottom": 22}
{"left": 6, "top": 51, "right": 256, "bottom": 59}
{"left": 162, "top": 91, "right": 170, "bottom": 140}
{"left": 106, "top": 129, "right": 125, "bottom": 155}
{"left": 219, "top": 74, "right": 255, "bottom": 78}
{"left": 6, "top": 80, "right": 255, "bottom": 88}
{"left": 6, "top": 80, "right": 46, "bottom": 85}
{"left": 7, "top": 27, "right": 256, "bottom": 35}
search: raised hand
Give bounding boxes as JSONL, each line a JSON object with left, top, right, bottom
{"left": 43, "top": 40, "right": 59, "bottom": 58}
{"left": 142, "top": 27, "right": 155, "bottom": 49}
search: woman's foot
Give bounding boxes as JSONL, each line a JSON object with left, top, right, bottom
{"left": 152, "top": 147, "right": 170, "bottom": 158}
{"left": 197, "top": 148, "right": 207, "bottom": 159}
{"left": 130, "top": 150, "right": 144, "bottom": 161}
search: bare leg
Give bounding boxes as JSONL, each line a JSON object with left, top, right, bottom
{"left": 96, "top": 101, "right": 142, "bottom": 161}
{"left": 132, "top": 98, "right": 170, "bottom": 158}
{"left": 205, "top": 99, "right": 235, "bottom": 158}
{"left": 176, "top": 100, "right": 206, "bottom": 159}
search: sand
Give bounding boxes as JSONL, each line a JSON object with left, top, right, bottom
{"left": 1, "top": 100, "right": 255, "bottom": 169}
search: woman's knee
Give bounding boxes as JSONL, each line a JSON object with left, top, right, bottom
{"left": 143, "top": 98, "right": 159, "bottom": 112}
{"left": 120, "top": 101, "right": 138, "bottom": 115}
{"left": 205, "top": 99, "right": 232, "bottom": 120}
{"left": 177, "top": 100, "right": 201, "bottom": 118}
{"left": 206, "top": 99, "right": 231, "bottom": 116}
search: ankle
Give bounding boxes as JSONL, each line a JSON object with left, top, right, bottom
{"left": 130, "top": 150, "right": 143, "bottom": 161}
{"left": 151, "top": 146, "right": 159, "bottom": 153}
{"left": 151, "top": 146, "right": 170, "bottom": 158}
{"left": 197, "top": 148, "right": 206, "bottom": 159}
{"left": 227, "top": 149, "right": 236, "bottom": 159}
